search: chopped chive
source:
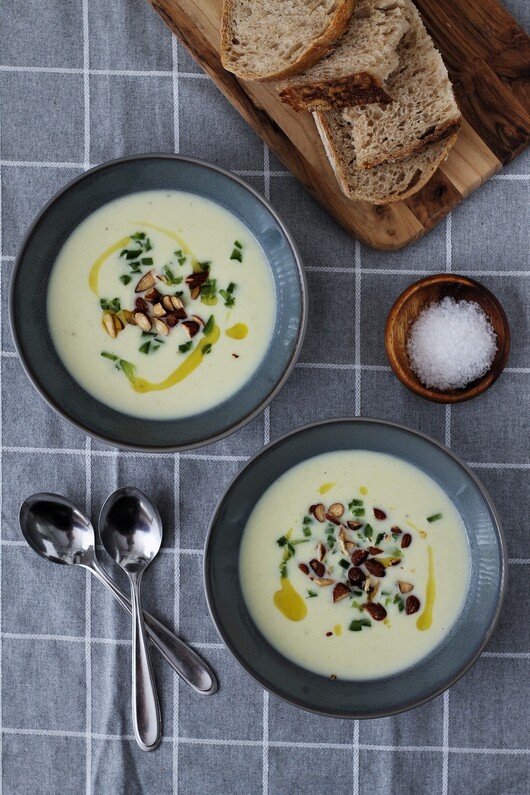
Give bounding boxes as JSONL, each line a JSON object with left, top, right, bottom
{"left": 100, "top": 351, "right": 118, "bottom": 361}
{"left": 227, "top": 282, "right": 236, "bottom": 293}
{"left": 125, "top": 249, "right": 141, "bottom": 260}
{"left": 351, "top": 600, "right": 362, "bottom": 610}
{"left": 200, "top": 278, "right": 217, "bottom": 299}
{"left": 230, "top": 247, "right": 242, "bottom": 262}
{"left": 153, "top": 345, "right": 160, "bottom": 351}
{"left": 154, "top": 337, "right": 165, "bottom": 345}
{"left": 302, "top": 515, "right": 312, "bottom": 524}
{"left": 141, "top": 257, "right": 153, "bottom": 266}
{"left": 276, "top": 536, "right": 288, "bottom": 547}
{"left": 361, "top": 618, "right": 372, "bottom": 627}
{"left": 353, "top": 508, "right": 365, "bottom": 518}
{"left": 100, "top": 297, "right": 121, "bottom": 312}
{"left": 119, "top": 274, "right": 132, "bottom": 285}
{"left": 144, "top": 239, "right": 152, "bottom": 252}
{"left": 142, "top": 330, "right": 156, "bottom": 337}
{"left": 302, "top": 526, "right": 311, "bottom": 538}
{"left": 349, "top": 620, "right": 362, "bottom": 632}
{"left": 202, "top": 343, "right": 212, "bottom": 355}
{"left": 391, "top": 532, "right": 400, "bottom": 540}
{"left": 119, "top": 359, "right": 136, "bottom": 382}
{"left": 339, "top": 559, "right": 350, "bottom": 570}
{"left": 349, "top": 498, "right": 363, "bottom": 508}
{"left": 398, "top": 601, "right": 405, "bottom": 612}
{"left": 351, "top": 591, "right": 363, "bottom": 598}
{"left": 219, "top": 289, "right": 235, "bottom": 307}
{"left": 199, "top": 260, "right": 211, "bottom": 271}
{"left": 139, "top": 341, "right": 151, "bottom": 355}
{"left": 179, "top": 341, "right": 193, "bottom": 353}
{"left": 279, "top": 562, "right": 287, "bottom": 578}
{"left": 203, "top": 315, "right": 215, "bottom": 335}
{"left": 307, "top": 590, "right": 317, "bottom": 598}
{"left": 364, "top": 524, "right": 373, "bottom": 538}
{"left": 163, "top": 265, "right": 182, "bottom": 285}
{"left": 427, "top": 513, "right": 442, "bottom": 523}
{"left": 286, "top": 541, "right": 295, "bottom": 555}
{"left": 375, "top": 532, "right": 385, "bottom": 545}
{"left": 130, "top": 232, "right": 146, "bottom": 241}
{"left": 234, "top": 240, "right": 243, "bottom": 249}
{"left": 174, "top": 249, "right": 182, "bottom": 257}
{"left": 381, "top": 590, "right": 391, "bottom": 596}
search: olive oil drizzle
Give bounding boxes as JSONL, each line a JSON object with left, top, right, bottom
{"left": 417, "top": 546, "right": 435, "bottom": 631}
{"left": 225, "top": 322, "right": 248, "bottom": 340}
{"left": 128, "top": 325, "right": 220, "bottom": 393}
{"left": 273, "top": 577, "right": 307, "bottom": 622}
{"left": 89, "top": 236, "right": 131, "bottom": 295}
{"left": 133, "top": 221, "right": 202, "bottom": 271}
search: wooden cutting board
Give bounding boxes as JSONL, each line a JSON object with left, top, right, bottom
{"left": 147, "top": 0, "right": 530, "bottom": 250}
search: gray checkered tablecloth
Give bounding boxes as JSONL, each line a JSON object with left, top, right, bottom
{"left": 0, "top": 1, "right": 529, "bottom": 793}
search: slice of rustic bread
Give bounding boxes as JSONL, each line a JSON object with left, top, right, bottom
{"left": 346, "top": 0, "right": 460, "bottom": 169}
{"left": 220, "top": 0, "right": 356, "bottom": 82}
{"left": 277, "top": 0, "right": 410, "bottom": 112}
{"left": 314, "top": 109, "right": 457, "bottom": 203}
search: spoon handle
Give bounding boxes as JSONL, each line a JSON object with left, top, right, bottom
{"left": 90, "top": 561, "right": 218, "bottom": 694}
{"left": 129, "top": 570, "right": 161, "bottom": 752}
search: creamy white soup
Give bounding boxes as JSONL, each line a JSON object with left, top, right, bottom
{"left": 47, "top": 191, "right": 276, "bottom": 419}
{"left": 240, "top": 450, "right": 470, "bottom": 680}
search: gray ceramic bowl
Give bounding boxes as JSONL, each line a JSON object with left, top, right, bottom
{"left": 10, "top": 154, "right": 306, "bottom": 451}
{"left": 205, "top": 418, "right": 507, "bottom": 719}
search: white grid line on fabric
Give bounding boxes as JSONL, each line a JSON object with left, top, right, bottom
{"left": 352, "top": 720, "right": 360, "bottom": 795}
{"left": 1, "top": 726, "right": 529, "bottom": 754}
{"left": 82, "top": 4, "right": 92, "bottom": 785}
{"left": 354, "top": 241, "right": 362, "bottom": 416}
{"left": 0, "top": 65, "right": 209, "bottom": 79}
{"left": 305, "top": 265, "right": 530, "bottom": 277}
{"left": 0, "top": 161, "right": 290, "bottom": 179}
{"left": 262, "top": 142, "right": 270, "bottom": 795}
{"left": 2, "top": 633, "right": 527, "bottom": 658}
{"left": 0, "top": 79, "right": 4, "bottom": 795}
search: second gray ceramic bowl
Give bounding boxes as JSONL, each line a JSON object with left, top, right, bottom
{"left": 205, "top": 418, "right": 507, "bottom": 719}
{"left": 10, "top": 154, "right": 306, "bottom": 451}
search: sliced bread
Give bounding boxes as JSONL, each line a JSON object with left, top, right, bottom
{"left": 344, "top": 0, "right": 461, "bottom": 169}
{"left": 220, "top": 0, "right": 356, "bottom": 82}
{"left": 314, "top": 110, "right": 457, "bottom": 203}
{"left": 277, "top": 0, "right": 410, "bottom": 112}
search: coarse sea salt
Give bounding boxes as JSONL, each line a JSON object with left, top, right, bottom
{"left": 406, "top": 297, "right": 497, "bottom": 390}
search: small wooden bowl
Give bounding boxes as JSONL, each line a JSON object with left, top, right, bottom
{"left": 385, "top": 274, "right": 510, "bottom": 403}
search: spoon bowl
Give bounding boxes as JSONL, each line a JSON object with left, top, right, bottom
{"left": 99, "top": 487, "right": 163, "bottom": 573}
{"left": 20, "top": 493, "right": 96, "bottom": 567}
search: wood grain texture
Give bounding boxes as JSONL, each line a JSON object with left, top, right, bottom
{"left": 148, "top": 0, "right": 529, "bottom": 251}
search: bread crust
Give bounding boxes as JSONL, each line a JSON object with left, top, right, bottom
{"left": 220, "top": 0, "right": 356, "bottom": 82}
{"left": 314, "top": 112, "right": 458, "bottom": 204}
{"left": 279, "top": 73, "right": 392, "bottom": 111}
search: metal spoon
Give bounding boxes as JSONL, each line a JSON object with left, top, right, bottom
{"left": 19, "top": 493, "right": 218, "bottom": 699}
{"left": 99, "top": 487, "right": 164, "bottom": 751}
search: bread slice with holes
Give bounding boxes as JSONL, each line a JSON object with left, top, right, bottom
{"left": 220, "top": 0, "right": 356, "bottom": 82}
{"left": 345, "top": 0, "right": 461, "bottom": 169}
{"left": 277, "top": 0, "right": 410, "bottom": 112}
{"left": 314, "top": 109, "right": 457, "bottom": 203}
